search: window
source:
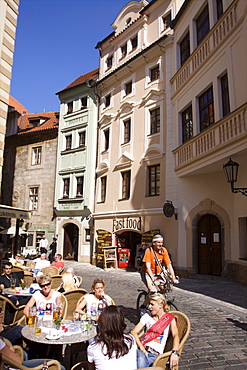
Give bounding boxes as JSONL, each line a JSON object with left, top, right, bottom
{"left": 150, "top": 65, "right": 160, "bottom": 82}
{"left": 79, "top": 131, "right": 86, "bottom": 147}
{"left": 125, "top": 81, "right": 132, "bottom": 96}
{"left": 216, "top": 0, "right": 223, "bottom": 20}
{"left": 150, "top": 107, "right": 160, "bottom": 135}
{"left": 121, "top": 43, "right": 127, "bottom": 58}
{"left": 81, "top": 96, "right": 87, "bottom": 109}
{"left": 31, "top": 146, "right": 42, "bottom": 165}
{"left": 85, "top": 229, "right": 90, "bottom": 242}
{"left": 162, "top": 12, "right": 171, "bottom": 30}
{"left": 199, "top": 86, "right": 214, "bottom": 131}
{"left": 182, "top": 105, "right": 193, "bottom": 143}
{"left": 76, "top": 176, "right": 84, "bottom": 197}
{"left": 66, "top": 135, "right": 72, "bottom": 150}
{"left": 221, "top": 74, "right": 230, "bottom": 117}
{"left": 123, "top": 119, "right": 131, "bottom": 144}
{"left": 180, "top": 31, "right": 190, "bottom": 66}
{"left": 63, "top": 178, "right": 70, "bottom": 197}
{"left": 148, "top": 165, "right": 160, "bottom": 196}
{"left": 105, "top": 93, "right": 111, "bottom": 108}
{"left": 101, "top": 176, "right": 107, "bottom": 202}
{"left": 106, "top": 55, "right": 113, "bottom": 70}
{"left": 29, "top": 187, "right": 39, "bottom": 210}
{"left": 67, "top": 102, "right": 73, "bottom": 114}
{"left": 131, "top": 35, "right": 138, "bottom": 51}
{"left": 121, "top": 170, "right": 131, "bottom": 199}
{"left": 196, "top": 5, "right": 210, "bottom": 45}
{"left": 104, "top": 129, "right": 109, "bottom": 151}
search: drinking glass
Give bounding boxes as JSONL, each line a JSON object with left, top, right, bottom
{"left": 28, "top": 306, "right": 37, "bottom": 327}
{"left": 10, "top": 277, "right": 16, "bottom": 291}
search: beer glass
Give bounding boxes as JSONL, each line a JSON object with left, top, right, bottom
{"left": 28, "top": 306, "right": 37, "bottom": 327}
{"left": 10, "top": 277, "right": 16, "bottom": 291}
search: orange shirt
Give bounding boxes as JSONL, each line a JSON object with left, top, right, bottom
{"left": 142, "top": 247, "right": 171, "bottom": 274}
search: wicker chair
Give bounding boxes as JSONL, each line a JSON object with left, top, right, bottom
{"left": 11, "top": 266, "right": 24, "bottom": 273}
{"left": 76, "top": 276, "right": 82, "bottom": 287}
{"left": 60, "top": 292, "right": 68, "bottom": 319}
{"left": 0, "top": 338, "right": 24, "bottom": 361}
{"left": 62, "top": 289, "right": 88, "bottom": 320}
{"left": 23, "top": 272, "right": 34, "bottom": 287}
{"left": 41, "top": 266, "right": 59, "bottom": 276}
{"left": 152, "top": 311, "right": 190, "bottom": 369}
{"left": 51, "top": 275, "right": 62, "bottom": 290}
{"left": 0, "top": 295, "right": 26, "bottom": 326}
{"left": 71, "top": 361, "right": 163, "bottom": 370}
{"left": 0, "top": 353, "right": 62, "bottom": 370}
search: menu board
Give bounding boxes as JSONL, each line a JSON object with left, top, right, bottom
{"left": 96, "top": 229, "right": 112, "bottom": 265}
{"left": 141, "top": 229, "right": 160, "bottom": 247}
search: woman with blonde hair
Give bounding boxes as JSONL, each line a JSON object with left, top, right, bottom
{"left": 131, "top": 293, "right": 179, "bottom": 369}
{"left": 58, "top": 271, "right": 77, "bottom": 293}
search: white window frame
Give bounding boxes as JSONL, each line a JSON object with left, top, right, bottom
{"left": 121, "top": 73, "right": 135, "bottom": 102}
{"left": 145, "top": 57, "right": 163, "bottom": 88}
{"left": 102, "top": 88, "right": 114, "bottom": 112}
{"left": 105, "top": 54, "right": 113, "bottom": 72}
{"left": 31, "top": 146, "right": 42, "bottom": 165}
{"left": 29, "top": 186, "right": 39, "bottom": 211}
{"left": 158, "top": 5, "right": 174, "bottom": 36}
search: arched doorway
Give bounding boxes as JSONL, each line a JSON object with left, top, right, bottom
{"left": 63, "top": 223, "right": 79, "bottom": 261}
{"left": 198, "top": 214, "right": 222, "bottom": 276}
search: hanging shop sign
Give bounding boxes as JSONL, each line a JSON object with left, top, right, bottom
{"left": 163, "top": 201, "right": 174, "bottom": 218}
{"left": 113, "top": 217, "right": 142, "bottom": 233}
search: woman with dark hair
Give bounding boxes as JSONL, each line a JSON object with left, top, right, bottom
{"left": 87, "top": 305, "right": 137, "bottom": 370}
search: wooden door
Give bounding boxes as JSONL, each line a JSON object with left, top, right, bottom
{"left": 198, "top": 214, "right": 222, "bottom": 276}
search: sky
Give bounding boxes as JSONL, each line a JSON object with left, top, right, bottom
{"left": 10, "top": 0, "right": 131, "bottom": 114}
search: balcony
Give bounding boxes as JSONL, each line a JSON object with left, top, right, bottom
{"left": 171, "top": 2, "right": 237, "bottom": 94}
{"left": 173, "top": 104, "right": 247, "bottom": 175}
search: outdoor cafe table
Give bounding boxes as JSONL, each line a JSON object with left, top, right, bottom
{"left": 3, "top": 287, "right": 32, "bottom": 296}
{"left": 21, "top": 320, "right": 96, "bottom": 367}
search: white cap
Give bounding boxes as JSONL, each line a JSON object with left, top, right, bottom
{"left": 152, "top": 234, "right": 163, "bottom": 242}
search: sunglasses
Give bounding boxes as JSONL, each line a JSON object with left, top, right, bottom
{"left": 40, "top": 282, "right": 51, "bottom": 288}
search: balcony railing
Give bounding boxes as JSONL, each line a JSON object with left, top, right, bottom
{"left": 173, "top": 104, "right": 247, "bottom": 171}
{"left": 172, "top": 2, "right": 237, "bottom": 93}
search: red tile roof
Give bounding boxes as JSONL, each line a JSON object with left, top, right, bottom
{"left": 18, "top": 111, "right": 59, "bottom": 135}
{"left": 57, "top": 68, "right": 99, "bottom": 94}
{"left": 9, "top": 95, "right": 29, "bottom": 115}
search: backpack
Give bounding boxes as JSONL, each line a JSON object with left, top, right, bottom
{"left": 136, "top": 245, "right": 150, "bottom": 268}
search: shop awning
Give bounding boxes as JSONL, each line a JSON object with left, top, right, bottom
{"left": 0, "top": 205, "right": 31, "bottom": 220}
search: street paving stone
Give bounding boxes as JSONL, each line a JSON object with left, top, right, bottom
{"left": 64, "top": 261, "right": 247, "bottom": 369}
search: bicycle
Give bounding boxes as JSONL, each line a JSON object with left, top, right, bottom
{"left": 136, "top": 280, "right": 178, "bottom": 319}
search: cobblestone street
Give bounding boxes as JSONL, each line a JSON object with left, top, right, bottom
{"left": 65, "top": 261, "right": 247, "bottom": 370}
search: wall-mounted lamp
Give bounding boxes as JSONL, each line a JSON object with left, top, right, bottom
{"left": 223, "top": 158, "right": 247, "bottom": 196}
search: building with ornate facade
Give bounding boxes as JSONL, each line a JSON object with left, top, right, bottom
{"left": 0, "top": 0, "right": 19, "bottom": 192}
{"left": 93, "top": 0, "right": 246, "bottom": 285}
{"left": 54, "top": 69, "right": 99, "bottom": 262}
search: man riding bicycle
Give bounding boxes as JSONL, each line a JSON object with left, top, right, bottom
{"left": 141, "top": 234, "right": 179, "bottom": 292}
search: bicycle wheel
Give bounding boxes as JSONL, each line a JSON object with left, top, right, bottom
{"left": 167, "top": 300, "right": 178, "bottom": 311}
{"left": 136, "top": 290, "right": 148, "bottom": 319}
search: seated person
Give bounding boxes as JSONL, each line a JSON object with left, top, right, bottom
{"left": 0, "top": 261, "right": 24, "bottom": 288}
{"left": 32, "top": 253, "right": 50, "bottom": 276}
{"left": 0, "top": 308, "right": 23, "bottom": 345}
{"left": 65, "top": 267, "right": 80, "bottom": 286}
{"left": 50, "top": 253, "right": 64, "bottom": 272}
{"left": 58, "top": 271, "right": 78, "bottom": 293}
{"left": 87, "top": 305, "right": 137, "bottom": 370}
{"left": 9, "top": 253, "right": 24, "bottom": 268}
{"left": 0, "top": 337, "right": 65, "bottom": 369}
{"left": 131, "top": 293, "right": 179, "bottom": 369}
{"left": 75, "top": 278, "right": 114, "bottom": 321}
{"left": 24, "top": 274, "right": 62, "bottom": 320}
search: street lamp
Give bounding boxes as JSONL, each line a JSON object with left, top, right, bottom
{"left": 223, "top": 158, "right": 247, "bottom": 196}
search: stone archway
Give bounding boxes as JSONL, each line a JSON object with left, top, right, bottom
{"left": 185, "top": 198, "right": 230, "bottom": 276}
